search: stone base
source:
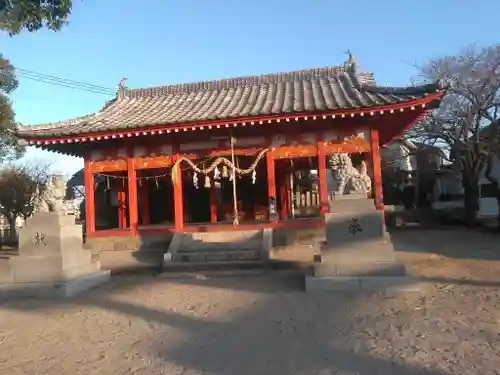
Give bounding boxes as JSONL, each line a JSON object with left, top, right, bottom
{"left": 0, "top": 270, "right": 110, "bottom": 299}
{"left": 306, "top": 198, "right": 420, "bottom": 293}
{"left": 85, "top": 234, "right": 171, "bottom": 273}
{"left": 305, "top": 275, "right": 426, "bottom": 293}
{"left": 163, "top": 230, "right": 266, "bottom": 270}
{"left": 314, "top": 240, "right": 404, "bottom": 277}
{"left": 9, "top": 255, "right": 101, "bottom": 283}
{"left": 162, "top": 260, "right": 266, "bottom": 273}
{"left": 168, "top": 230, "right": 264, "bottom": 252}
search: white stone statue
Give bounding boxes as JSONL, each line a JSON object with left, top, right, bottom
{"left": 34, "top": 185, "right": 49, "bottom": 213}
{"left": 41, "top": 174, "right": 67, "bottom": 214}
{"left": 328, "top": 153, "right": 372, "bottom": 195}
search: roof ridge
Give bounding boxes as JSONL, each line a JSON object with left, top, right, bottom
{"left": 120, "top": 64, "right": 375, "bottom": 99}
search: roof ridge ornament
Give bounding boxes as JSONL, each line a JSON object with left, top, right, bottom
{"left": 117, "top": 78, "right": 129, "bottom": 98}
{"left": 344, "top": 49, "right": 357, "bottom": 72}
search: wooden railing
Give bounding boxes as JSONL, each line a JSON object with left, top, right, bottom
{"left": 291, "top": 190, "right": 320, "bottom": 217}
{"left": 294, "top": 191, "right": 320, "bottom": 208}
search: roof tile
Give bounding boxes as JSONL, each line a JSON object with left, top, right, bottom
{"left": 16, "top": 61, "right": 442, "bottom": 139}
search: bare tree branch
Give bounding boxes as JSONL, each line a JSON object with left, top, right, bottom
{"left": 408, "top": 44, "right": 500, "bottom": 225}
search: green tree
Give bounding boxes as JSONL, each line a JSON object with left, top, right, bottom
{"left": 0, "top": 54, "right": 23, "bottom": 161}
{"left": 0, "top": 0, "right": 73, "bottom": 162}
{"left": 0, "top": 0, "right": 72, "bottom": 35}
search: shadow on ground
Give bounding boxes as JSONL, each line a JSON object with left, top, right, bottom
{"left": 0, "top": 270, "right": 483, "bottom": 375}
{"left": 0, "top": 223, "right": 498, "bottom": 373}
{"left": 390, "top": 229, "right": 500, "bottom": 261}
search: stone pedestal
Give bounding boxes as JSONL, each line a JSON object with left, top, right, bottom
{"left": 3, "top": 212, "right": 110, "bottom": 298}
{"left": 306, "top": 199, "right": 420, "bottom": 293}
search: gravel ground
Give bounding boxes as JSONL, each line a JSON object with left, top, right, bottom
{"left": 0, "top": 229, "right": 499, "bottom": 375}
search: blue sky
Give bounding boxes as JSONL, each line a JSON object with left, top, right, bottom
{"left": 1, "top": 0, "right": 499, "bottom": 177}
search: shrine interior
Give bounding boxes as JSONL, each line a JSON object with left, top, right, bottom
{"left": 88, "top": 150, "right": 378, "bottom": 233}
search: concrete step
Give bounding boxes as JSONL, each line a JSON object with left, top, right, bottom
{"left": 319, "top": 242, "right": 396, "bottom": 264}
{"left": 163, "top": 260, "right": 266, "bottom": 273}
{"left": 170, "top": 250, "right": 262, "bottom": 263}
{"left": 177, "top": 243, "right": 262, "bottom": 252}
{"left": 158, "top": 268, "right": 266, "bottom": 279}
{"left": 63, "top": 262, "right": 102, "bottom": 279}
{"left": 273, "top": 227, "right": 325, "bottom": 247}
{"left": 169, "top": 231, "right": 265, "bottom": 254}
{"left": 314, "top": 260, "right": 406, "bottom": 277}
{"left": 305, "top": 275, "right": 425, "bottom": 293}
{"left": 189, "top": 230, "right": 262, "bottom": 243}
{"left": 271, "top": 244, "right": 315, "bottom": 264}
{"left": 321, "top": 252, "right": 397, "bottom": 265}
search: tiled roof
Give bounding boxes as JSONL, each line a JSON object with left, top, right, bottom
{"left": 16, "top": 59, "right": 443, "bottom": 139}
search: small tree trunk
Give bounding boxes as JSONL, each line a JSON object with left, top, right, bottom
{"left": 462, "top": 171, "right": 479, "bottom": 227}
{"left": 6, "top": 215, "right": 17, "bottom": 245}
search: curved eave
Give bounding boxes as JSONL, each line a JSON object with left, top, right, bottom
{"left": 362, "top": 82, "right": 443, "bottom": 96}
{"left": 17, "top": 91, "right": 444, "bottom": 147}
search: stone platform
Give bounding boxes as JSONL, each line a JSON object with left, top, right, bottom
{"left": 163, "top": 229, "right": 271, "bottom": 272}
{"left": 305, "top": 198, "right": 420, "bottom": 293}
{"left": 0, "top": 271, "right": 110, "bottom": 298}
{"left": 2, "top": 212, "right": 110, "bottom": 298}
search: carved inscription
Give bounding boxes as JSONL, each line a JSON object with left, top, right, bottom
{"left": 33, "top": 232, "right": 47, "bottom": 247}
{"left": 348, "top": 218, "right": 362, "bottom": 237}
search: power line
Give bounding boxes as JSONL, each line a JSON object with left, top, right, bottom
{"left": 0, "top": 69, "right": 116, "bottom": 95}
{"left": 16, "top": 72, "right": 116, "bottom": 95}
{"left": 0, "top": 66, "right": 117, "bottom": 96}
{"left": 15, "top": 68, "right": 116, "bottom": 94}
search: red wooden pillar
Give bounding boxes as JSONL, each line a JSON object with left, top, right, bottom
{"left": 266, "top": 151, "right": 277, "bottom": 222}
{"left": 364, "top": 154, "right": 373, "bottom": 199}
{"left": 278, "top": 166, "right": 289, "bottom": 220}
{"left": 83, "top": 158, "right": 96, "bottom": 234}
{"left": 127, "top": 158, "right": 139, "bottom": 235}
{"left": 370, "top": 127, "right": 384, "bottom": 210}
{"left": 117, "top": 190, "right": 127, "bottom": 228}
{"left": 209, "top": 185, "right": 218, "bottom": 223}
{"left": 317, "top": 140, "right": 329, "bottom": 214}
{"left": 140, "top": 183, "right": 150, "bottom": 225}
{"left": 173, "top": 158, "right": 184, "bottom": 230}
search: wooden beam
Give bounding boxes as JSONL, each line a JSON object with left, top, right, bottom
{"left": 86, "top": 142, "right": 368, "bottom": 173}
{"left": 370, "top": 128, "right": 384, "bottom": 210}
{"left": 279, "top": 167, "right": 289, "bottom": 220}
{"left": 272, "top": 145, "right": 318, "bottom": 159}
{"left": 83, "top": 157, "right": 96, "bottom": 234}
{"left": 135, "top": 155, "right": 172, "bottom": 170}
{"left": 324, "top": 140, "right": 371, "bottom": 154}
{"left": 317, "top": 139, "right": 329, "bottom": 214}
{"left": 210, "top": 185, "right": 218, "bottom": 223}
{"left": 118, "top": 190, "right": 127, "bottom": 229}
{"left": 127, "top": 158, "right": 139, "bottom": 234}
{"left": 266, "top": 150, "right": 277, "bottom": 222}
{"left": 173, "top": 156, "right": 184, "bottom": 230}
{"left": 90, "top": 159, "right": 127, "bottom": 173}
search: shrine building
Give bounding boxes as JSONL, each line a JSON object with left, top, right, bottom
{"left": 14, "top": 57, "right": 444, "bottom": 270}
